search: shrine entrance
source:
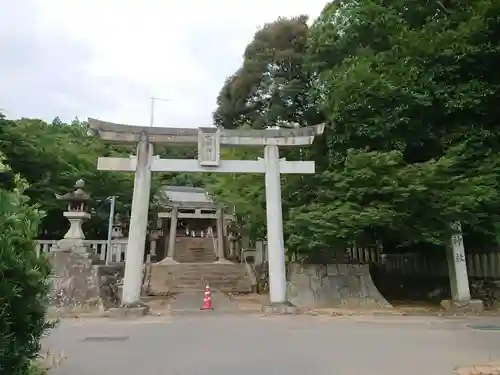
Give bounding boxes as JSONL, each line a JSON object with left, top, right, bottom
{"left": 154, "top": 185, "right": 236, "bottom": 264}
{"left": 89, "top": 118, "right": 324, "bottom": 308}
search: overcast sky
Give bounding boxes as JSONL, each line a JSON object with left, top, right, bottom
{"left": 0, "top": 0, "right": 327, "bottom": 128}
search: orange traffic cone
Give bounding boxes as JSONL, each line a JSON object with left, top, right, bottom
{"left": 200, "top": 282, "right": 213, "bottom": 310}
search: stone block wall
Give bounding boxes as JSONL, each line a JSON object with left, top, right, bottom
{"left": 48, "top": 251, "right": 124, "bottom": 314}
{"left": 287, "top": 263, "right": 392, "bottom": 309}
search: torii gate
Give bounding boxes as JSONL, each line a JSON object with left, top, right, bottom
{"left": 89, "top": 119, "right": 324, "bottom": 309}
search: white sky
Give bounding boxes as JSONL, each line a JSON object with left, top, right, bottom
{"left": 0, "top": 0, "right": 327, "bottom": 128}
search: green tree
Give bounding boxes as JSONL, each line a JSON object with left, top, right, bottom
{"left": 213, "top": 16, "right": 321, "bottom": 130}
{"left": 0, "top": 153, "right": 53, "bottom": 375}
{"left": 0, "top": 115, "right": 212, "bottom": 240}
{"left": 291, "top": 0, "right": 500, "bottom": 255}
{"left": 0, "top": 116, "right": 138, "bottom": 239}
{"left": 211, "top": 16, "right": 327, "bottom": 243}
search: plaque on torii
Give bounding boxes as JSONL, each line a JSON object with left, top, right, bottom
{"left": 197, "top": 127, "right": 220, "bottom": 167}
{"left": 88, "top": 118, "right": 324, "bottom": 308}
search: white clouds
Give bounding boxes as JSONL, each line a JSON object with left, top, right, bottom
{"left": 1, "top": 0, "right": 327, "bottom": 127}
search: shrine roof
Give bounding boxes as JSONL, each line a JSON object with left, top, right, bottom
{"left": 156, "top": 185, "right": 215, "bottom": 207}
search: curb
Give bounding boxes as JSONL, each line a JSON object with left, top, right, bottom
{"left": 455, "top": 363, "right": 500, "bottom": 375}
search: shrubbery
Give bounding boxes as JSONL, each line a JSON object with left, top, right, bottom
{"left": 0, "top": 155, "right": 53, "bottom": 375}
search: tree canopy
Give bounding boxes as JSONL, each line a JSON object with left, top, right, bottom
{"left": 211, "top": 0, "right": 500, "bottom": 257}
{"left": 2, "top": 0, "right": 500, "bottom": 259}
{"left": 0, "top": 116, "right": 204, "bottom": 239}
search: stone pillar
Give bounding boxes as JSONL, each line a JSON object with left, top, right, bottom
{"left": 264, "top": 144, "right": 287, "bottom": 305}
{"left": 255, "top": 240, "right": 265, "bottom": 265}
{"left": 216, "top": 207, "right": 230, "bottom": 263}
{"left": 160, "top": 205, "right": 179, "bottom": 264}
{"left": 121, "top": 134, "right": 153, "bottom": 306}
{"left": 447, "top": 221, "right": 471, "bottom": 301}
{"left": 63, "top": 213, "right": 88, "bottom": 240}
{"left": 441, "top": 221, "right": 483, "bottom": 312}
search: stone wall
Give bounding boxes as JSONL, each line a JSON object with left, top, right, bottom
{"left": 287, "top": 263, "right": 392, "bottom": 309}
{"left": 49, "top": 251, "right": 124, "bottom": 314}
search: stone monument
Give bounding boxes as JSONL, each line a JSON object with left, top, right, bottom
{"left": 440, "top": 221, "right": 484, "bottom": 313}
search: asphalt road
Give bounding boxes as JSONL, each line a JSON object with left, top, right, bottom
{"left": 43, "top": 314, "right": 500, "bottom": 375}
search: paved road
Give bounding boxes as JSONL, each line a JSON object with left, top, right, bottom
{"left": 44, "top": 314, "right": 500, "bottom": 375}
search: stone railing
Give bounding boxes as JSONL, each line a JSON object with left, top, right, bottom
{"left": 35, "top": 239, "right": 128, "bottom": 264}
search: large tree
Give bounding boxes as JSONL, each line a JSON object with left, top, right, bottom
{"left": 210, "top": 16, "right": 326, "bottom": 242}
{"left": 213, "top": 15, "right": 322, "bottom": 130}
{"left": 288, "top": 0, "right": 500, "bottom": 255}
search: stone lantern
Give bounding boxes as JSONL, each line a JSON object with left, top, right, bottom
{"left": 111, "top": 214, "right": 125, "bottom": 239}
{"left": 54, "top": 179, "right": 92, "bottom": 255}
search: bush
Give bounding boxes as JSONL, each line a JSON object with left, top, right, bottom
{"left": 0, "top": 157, "right": 53, "bottom": 375}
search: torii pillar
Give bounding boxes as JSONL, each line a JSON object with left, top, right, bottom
{"left": 89, "top": 119, "right": 324, "bottom": 310}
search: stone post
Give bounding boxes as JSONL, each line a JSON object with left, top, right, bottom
{"left": 441, "top": 221, "right": 484, "bottom": 312}
{"left": 162, "top": 205, "right": 179, "bottom": 263}
{"left": 216, "top": 207, "right": 230, "bottom": 263}
{"left": 264, "top": 144, "right": 287, "bottom": 305}
{"left": 255, "top": 240, "right": 265, "bottom": 265}
{"left": 448, "top": 221, "right": 470, "bottom": 301}
{"left": 121, "top": 133, "right": 153, "bottom": 306}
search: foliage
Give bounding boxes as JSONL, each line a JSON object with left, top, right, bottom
{"left": 1, "top": 0, "right": 499, "bottom": 263}
{"left": 212, "top": 0, "right": 500, "bottom": 258}
{"left": 210, "top": 16, "right": 326, "bottom": 242}
{"left": 296, "top": 0, "right": 500, "bottom": 253}
{"left": 213, "top": 16, "right": 322, "bottom": 130}
{"left": 0, "top": 116, "right": 207, "bottom": 239}
{"left": 0, "top": 153, "right": 54, "bottom": 375}
{"left": 206, "top": 146, "right": 266, "bottom": 239}
{"left": 0, "top": 116, "right": 137, "bottom": 238}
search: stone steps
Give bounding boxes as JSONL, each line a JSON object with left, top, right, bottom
{"left": 146, "top": 263, "right": 253, "bottom": 295}
{"left": 173, "top": 238, "right": 217, "bottom": 263}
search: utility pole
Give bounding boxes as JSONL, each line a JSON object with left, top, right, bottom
{"left": 149, "top": 96, "right": 170, "bottom": 126}
{"left": 106, "top": 196, "right": 116, "bottom": 264}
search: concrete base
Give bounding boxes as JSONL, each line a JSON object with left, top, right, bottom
{"left": 262, "top": 302, "right": 300, "bottom": 315}
{"left": 107, "top": 304, "right": 150, "bottom": 319}
{"left": 440, "top": 299, "right": 484, "bottom": 313}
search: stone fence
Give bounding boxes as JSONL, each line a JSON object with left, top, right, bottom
{"left": 36, "top": 239, "right": 127, "bottom": 264}
{"left": 245, "top": 242, "right": 500, "bottom": 279}
{"left": 346, "top": 248, "right": 500, "bottom": 279}
{"left": 37, "top": 238, "right": 500, "bottom": 279}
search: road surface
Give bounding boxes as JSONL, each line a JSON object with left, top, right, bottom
{"left": 44, "top": 313, "right": 500, "bottom": 375}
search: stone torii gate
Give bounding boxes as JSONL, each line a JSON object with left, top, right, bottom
{"left": 89, "top": 119, "right": 324, "bottom": 310}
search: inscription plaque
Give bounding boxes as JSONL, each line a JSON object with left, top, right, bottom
{"left": 198, "top": 127, "right": 220, "bottom": 167}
